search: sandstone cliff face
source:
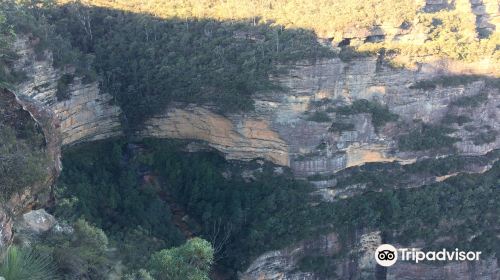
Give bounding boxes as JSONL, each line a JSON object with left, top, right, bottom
{"left": 236, "top": 56, "right": 499, "bottom": 279}
{"left": 8, "top": 23, "right": 500, "bottom": 280}
{"left": 139, "top": 56, "right": 499, "bottom": 179}
{"left": 241, "top": 233, "right": 341, "bottom": 280}
{"left": 12, "top": 37, "right": 500, "bottom": 178}
{"left": 240, "top": 231, "right": 499, "bottom": 280}
{"left": 1, "top": 37, "right": 121, "bottom": 252}
{"left": 266, "top": 57, "right": 499, "bottom": 176}
{"left": 140, "top": 106, "right": 289, "bottom": 166}
{"left": 13, "top": 37, "right": 123, "bottom": 146}
{"left": 0, "top": 89, "right": 61, "bottom": 253}
{"left": 318, "top": 0, "right": 499, "bottom": 47}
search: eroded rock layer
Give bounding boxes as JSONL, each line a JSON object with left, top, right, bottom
{"left": 12, "top": 37, "right": 500, "bottom": 178}
{"left": 13, "top": 37, "right": 123, "bottom": 146}
{"left": 140, "top": 106, "right": 289, "bottom": 166}
{"left": 240, "top": 231, "right": 499, "bottom": 280}
{"left": 0, "top": 89, "right": 60, "bottom": 252}
{"left": 140, "top": 57, "right": 499, "bottom": 178}
{"left": 8, "top": 29, "right": 500, "bottom": 280}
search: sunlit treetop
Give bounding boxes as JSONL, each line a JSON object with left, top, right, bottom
{"left": 59, "top": 0, "right": 421, "bottom": 37}
{"left": 57, "top": 0, "right": 499, "bottom": 65}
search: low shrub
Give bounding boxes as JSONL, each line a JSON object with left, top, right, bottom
{"left": 335, "top": 99, "right": 398, "bottom": 128}
{"left": 398, "top": 124, "right": 459, "bottom": 151}
{"left": 451, "top": 92, "right": 488, "bottom": 107}
{"left": 473, "top": 131, "right": 497, "bottom": 145}
{"left": 307, "top": 111, "right": 331, "bottom": 122}
{"left": 56, "top": 74, "right": 74, "bottom": 101}
{"left": 329, "top": 122, "right": 355, "bottom": 132}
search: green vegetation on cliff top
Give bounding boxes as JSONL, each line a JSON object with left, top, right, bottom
{"left": 68, "top": 0, "right": 499, "bottom": 63}
{"left": 2, "top": 0, "right": 335, "bottom": 126}
{"left": 2, "top": 0, "right": 499, "bottom": 128}
{"left": 47, "top": 4, "right": 333, "bottom": 126}
{"left": 61, "top": 0, "right": 418, "bottom": 37}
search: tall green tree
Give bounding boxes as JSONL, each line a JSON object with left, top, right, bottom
{"left": 148, "top": 238, "right": 214, "bottom": 280}
{"left": 0, "top": 9, "right": 13, "bottom": 88}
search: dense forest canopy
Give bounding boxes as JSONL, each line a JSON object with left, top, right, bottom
{"left": 0, "top": 0, "right": 92, "bottom": 87}
{"left": 54, "top": 139, "right": 500, "bottom": 277}
{"left": 60, "top": 0, "right": 419, "bottom": 36}
{"left": 1, "top": 0, "right": 337, "bottom": 126}
{"left": 47, "top": 5, "right": 334, "bottom": 126}
{"left": 61, "top": 0, "right": 499, "bottom": 63}
{"left": 0, "top": 1, "right": 499, "bottom": 278}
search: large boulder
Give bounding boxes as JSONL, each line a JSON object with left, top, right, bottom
{"left": 21, "top": 209, "right": 57, "bottom": 234}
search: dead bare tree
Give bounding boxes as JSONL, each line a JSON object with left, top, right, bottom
{"left": 70, "top": 0, "right": 93, "bottom": 42}
{"left": 208, "top": 218, "right": 233, "bottom": 261}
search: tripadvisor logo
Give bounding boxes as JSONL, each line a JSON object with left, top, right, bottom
{"left": 374, "top": 244, "right": 482, "bottom": 267}
{"left": 375, "top": 244, "right": 398, "bottom": 267}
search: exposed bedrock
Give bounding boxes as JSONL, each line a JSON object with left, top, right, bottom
{"left": 14, "top": 36, "right": 500, "bottom": 177}
{"left": 8, "top": 19, "right": 500, "bottom": 280}
{"left": 240, "top": 232, "right": 341, "bottom": 280}
{"left": 141, "top": 56, "right": 499, "bottom": 179}
{"left": 13, "top": 37, "right": 123, "bottom": 146}
{"left": 139, "top": 106, "right": 289, "bottom": 166}
{"left": 1, "top": 38, "right": 121, "bottom": 251}
{"left": 0, "top": 89, "right": 61, "bottom": 252}
{"left": 263, "top": 57, "right": 499, "bottom": 176}
{"left": 240, "top": 230, "right": 499, "bottom": 280}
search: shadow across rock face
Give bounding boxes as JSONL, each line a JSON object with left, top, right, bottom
{"left": 0, "top": 210, "right": 13, "bottom": 251}
{"left": 0, "top": 88, "right": 61, "bottom": 253}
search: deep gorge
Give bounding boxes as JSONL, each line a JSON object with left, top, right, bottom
{"left": 0, "top": 0, "right": 499, "bottom": 279}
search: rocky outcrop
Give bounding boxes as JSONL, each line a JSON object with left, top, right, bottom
{"left": 231, "top": 56, "right": 499, "bottom": 279}
{"left": 140, "top": 106, "right": 289, "bottom": 166}
{"left": 4, "top": 16, "right": 498, "bottom": 280}
{"left": 3, "top": 7, "right": 498, "bottom": 280}
{"left": 137, "top": 56, "right": 499, "bottom": 174}
{"left": 240, "top": 233, "right": 341, "bottom": 280}
{"left": 313, "top": 149, "right": 500, "bottom": 201}
{"left": 0, "top": 89, "right": 60, "bottom": 252}
{"left": 241, "top": 231, "right": 499, "bottom": 280}
{"left": 122, "top": 55, "right": 500, "bottom": 280}
{"left": 13, "top": 37, "right": 123, "bottom": 146}
{"left": 19, "top": 209, "right": 57, "bottom": 234}
{"left": 259, "top": 57, "right": 499, "bottom": 176}
{"left": 469, "top": 0, "right": 499, "bottom": 37}
{"left": 322, "top": 0, "right": 499, "bottom": 47}
{"left": 12, "top": 37, "right": 500, "bottom": 176}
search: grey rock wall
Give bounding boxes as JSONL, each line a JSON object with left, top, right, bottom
{"left": 13, "top": 37, "right": 123, "bottom": 146}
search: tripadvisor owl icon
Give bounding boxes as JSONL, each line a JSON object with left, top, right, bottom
{"left": 375, "top": 244, "right": 398, "bottom": 267}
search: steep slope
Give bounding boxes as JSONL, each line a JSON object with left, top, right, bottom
{"left": 13, "top": 38, "right": 500, "bottom": 174}
{"left": 0, "top": 88, "right": 60, "bottom": 252}
{"left": 1, "top": 1, "right": 499, "bottom": 279}
{"left": 13, "top": 37, "right": 123, "bottom": 145}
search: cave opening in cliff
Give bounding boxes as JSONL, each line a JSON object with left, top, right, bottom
{"left": 365, "top": 35, "right": 386, "bottom": 43}
{"left": 338, "top": 38, "right": 351, "bottom": 47}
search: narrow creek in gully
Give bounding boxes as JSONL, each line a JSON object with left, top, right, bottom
{"left": 129, "top": 143, "right": 231, "bottom": 280}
